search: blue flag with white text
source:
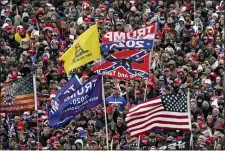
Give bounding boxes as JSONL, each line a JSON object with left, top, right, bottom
{"left": 48, "top": 75, "right": 103, "bottom": 128}
{"left": 55, "top": 75, "right": 82, "bottom": 104}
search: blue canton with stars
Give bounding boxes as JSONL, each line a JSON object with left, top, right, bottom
{"left": 161, "top": 93, "right": 187, "bottom": 112}
{"left": 98, "top": 50, "right": 150, "bottom": 77}
{"left": 4, "top": 74, "right": 33, "bottom": 97}
{"left": 101, "top": 39, "right": 154, "bottom": 53}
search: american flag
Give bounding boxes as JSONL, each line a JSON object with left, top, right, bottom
{"left": 0, "top": 74, "right": 34, "bottom": 112}
{"left": 125, "top": 93, "right": 191, "bottom": 136}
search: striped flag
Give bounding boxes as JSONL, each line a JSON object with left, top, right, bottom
{"left": 0, "top": 80, "right": 12, "bottom": 97}
{"left": 0, "top": 74, "right": 34, "bottom": 112}
{"left": 125, "top": 93, "right": 191, "bottom": 136}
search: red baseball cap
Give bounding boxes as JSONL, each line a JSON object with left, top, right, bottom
{"left": 106, "top": 106, "right": 114, "bottom": 114}
{"left": 113, "top": 134, "right": 120, "bottom": 140}
{"left": 164, "top": 68, "right": 171, "bottom": 72}
{"left": 97, "top": 109, "right": 103, "bottom": 115}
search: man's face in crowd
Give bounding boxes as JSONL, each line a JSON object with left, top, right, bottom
{"left": 32, "top": 116, "right": 37, "bottom": 123}
{"left": 212, "top": 109, "right": 219, "bottom": 117}
{"left": 117, "top": 117, "right": 123, "bottom": 125}
{"left": 190, "top": 102, "right": 197, "bottom": 111}
{"left": 80, "top": 119, "right": 86, "bottom": 125}
{"left": 178, "top": 56, "right": 183, "bottom": 61}
{"left": 14, "top": 116, "right": 20, "bottom": 124}
{"left": 105, "top": 81, "right": 111, "bottom": 88}
{"left": 213, "top": 130, "right": 221, "bottom": 141}
{"left": 43, "top": 127, "right": 51, "bottom": 137}
{"left": 37, "top": 68, "right": 43, "bottom": 75}
{"left": 90, "top": 142, "right": 98, "bottom": 150}
{"left": 134, "top": 81, "right": 140, "bottom": 88}
{"left": 116, "top": 24, "right": 123, "bottom": 31}
{"left": 158, "top": 0, "right": 163, "bottom": 6}
{"left": 88, "top": 124, "right": 94, "bottom": 131}
{"left": 126, "top": 85, "right": 133, "bottom": 93}
{"left": 215, "top": 144, "right": 222, "bottom": 150}
{"left": 112, "top": 88, "right": 119, "bottom": 95}
{"left": 136, "top": 92, "right": 141, "bottom": 98}
{"left": 108, "top": 12, "right": 113, "bottom": 18}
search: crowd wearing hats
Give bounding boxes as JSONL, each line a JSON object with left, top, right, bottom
{"left": 0, "top": 0, "right": 225, "bottom": 150}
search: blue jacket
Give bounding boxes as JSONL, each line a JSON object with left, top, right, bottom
{"left": 106, "top": 95, "right": 126, "bottom": 112}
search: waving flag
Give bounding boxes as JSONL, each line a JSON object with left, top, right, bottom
{"left": 60, "top": 24, "right": 101, "bottom": 75}
{"left": 48, "top": 75, "right": 103, "bottom": 128}
{"left": 55, "top": 75, "right": 82, "bottom": 104}
{"left": 0, "top": 74, "right": 34, "bottom": 112}
{"left": 102, "top": 23, "right": 156, "bottom": 43}
{"left": 125, "top": 93, "right": 190, "bottom": 136}
{"left": 93, "top": 50, "right": 150, "bottom": 80}
{"left": 101, "top": 23, "right": 156, "bottom": 53}
{"left": 101, "top": 39, "right": 154, "bottom": 53}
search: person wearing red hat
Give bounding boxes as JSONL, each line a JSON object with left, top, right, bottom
{"left": 95, "top": 109, "right": 105, "bottom": 131}
{"left": 112, "top": 134, "right": 121, "bottom": 150}
{"left": 106, "top": 105, "right": 117, "bottom": 123}
{"left": 134, "top": 90, "right": 143, "bottom": 104}
{"left": 213, "top": 123, "right": 224, "bottom": 142}
{"left": 146, "top": 80, "right": 157, "bottom": 99}
{"left": 14, "top": 27, "right": 30, "bottom": 44}
{"left": 172, "top": 78, "right": 185, "bottom": 93}
{"left": 193, "top": 70, "right": 200, "bottom": 82}
{"left": 164, "top": 67, "right": 174, "bottom": 85}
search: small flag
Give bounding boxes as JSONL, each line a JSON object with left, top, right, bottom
{"left": 60, "top": 24, "right": 101, "bottom": 75}
{"left": 125, "top": 93, "right": 190, "bottom": 136}
{"left": 0, "top": 74, "right": 34, "bottom": 112}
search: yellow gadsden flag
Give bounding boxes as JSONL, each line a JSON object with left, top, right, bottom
{"left": 60, "top": 24, "right": 101, "bottom": 75}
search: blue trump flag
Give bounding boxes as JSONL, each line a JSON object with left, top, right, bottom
{"left": 48, "top": 75, "right": 103, "bottom": 128}
{"left": 55, "top": 75, "right": 82, "bottom": 104}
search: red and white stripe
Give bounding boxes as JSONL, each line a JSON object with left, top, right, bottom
{"left": 125, "top": 97, "right": 190, "bottom": 136}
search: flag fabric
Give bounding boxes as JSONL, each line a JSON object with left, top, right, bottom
{"left": 0, "top": 74, "right": 34, "bottom": 112}
{"left": 158, "top": 137, "right": 191, "bottom": 150}
{"left": 101, "top": 23, "right": 156, "bottom": 53}
{"left": 102, "top": 23, "right": 156, "bottom": 43}
{"left": 0, "top": 80, "right": 12, "bottom": 98}
{"left": 101, "top": 39, "right": 154, "bottom": 53}
{"left": 93, "top": 50, "right": 150, "bottom": 80}
{"left": 125, "top": 93, "right": 190, "bottom": 136}
{"left": 48, "top": 75, "right": 103, "bottom": 128}
{"left": 55, "top": 75, "right": 82, "bottom": 104}
{"left": 60, "top": 24, "right": 101, "bottom": 75}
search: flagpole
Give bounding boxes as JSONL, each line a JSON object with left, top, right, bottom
{"left": 187, "top": 89, "right": 193, "bottom": 150}
{"left": 33, "top": 73, "right": 38, "bottom": 110}
{"left": 102, "top": 76, "right": 109, "bottom": 150}
{"left": 214, "top": 141, "right": 217, "bottom": 150}
{"left": 32, "top": 72, "right": 39, "bottom": 150}
{"left": 111, "top": 138, "right": 113, "bottom": 151}
{"left": 187, "top": 89, "right": 192, "bottom": 131}
{"left": 144, "top": 22, "right": 156, "bottom": 100}
{"left": 138, "top": 135, "right": 141, "bottom": 149}
{"left": 143, "top": 78, "right": 148, "bottom": 101}
{"left": 194, "top": 0, "right": 196, "bottom": 21}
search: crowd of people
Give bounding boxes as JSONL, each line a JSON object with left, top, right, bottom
{"left": 0, "top": 0, "right": 224, "bottom": 150}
